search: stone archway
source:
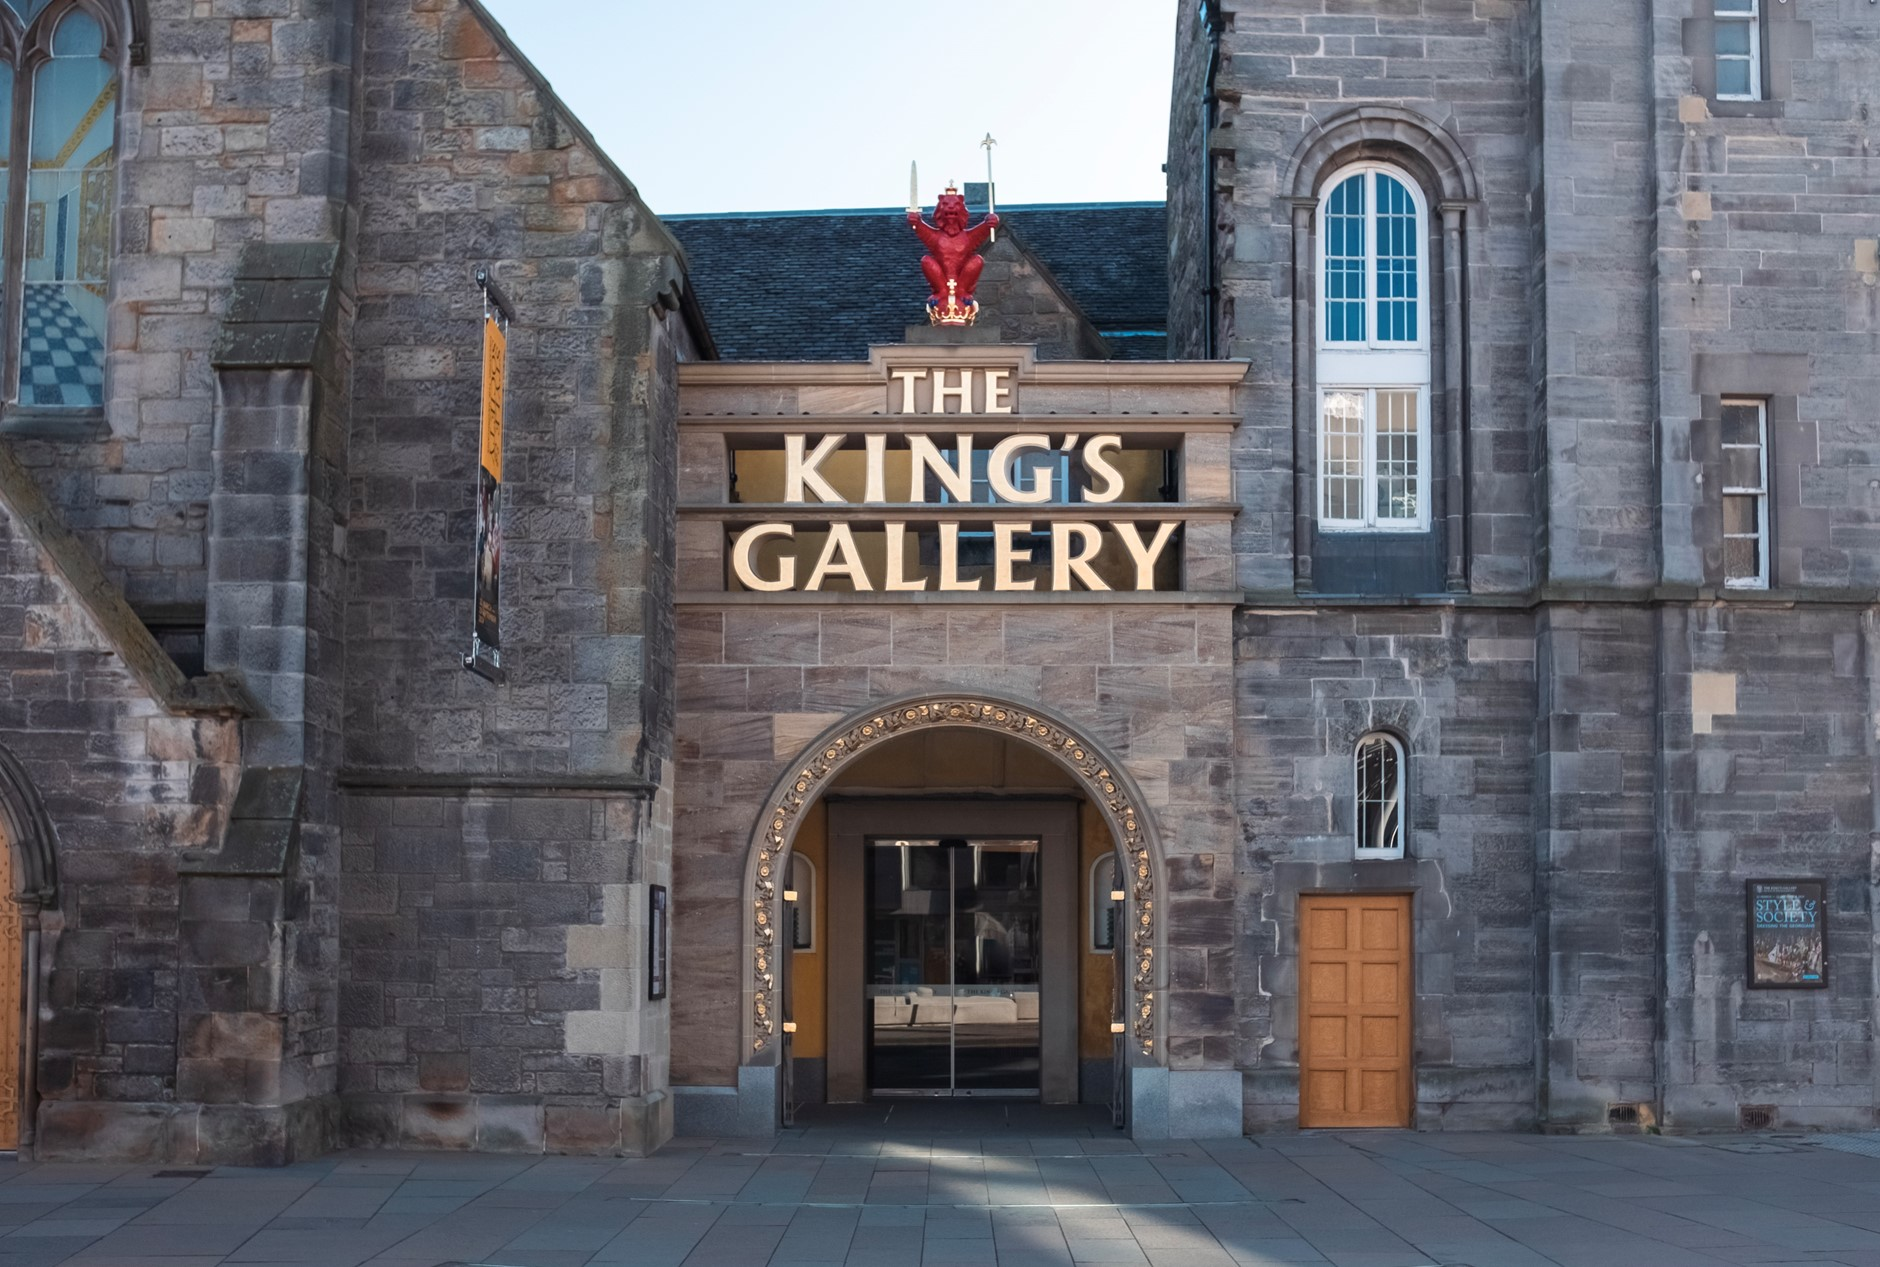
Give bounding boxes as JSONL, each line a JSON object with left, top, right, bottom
{"left": 738, "top": 694, "right": 1168, "bottom": 1078}
{"left": 0, "top": 743, "right": 56, "bottom": 1153}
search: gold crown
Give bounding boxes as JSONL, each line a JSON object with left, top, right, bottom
{"left": 928, "top": 278, "right": 980, "bottom": 328}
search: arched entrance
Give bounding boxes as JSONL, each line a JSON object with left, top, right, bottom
{"left": 737, "top": 694, "right": 1166, "bottom": 1126}
{"left": 0, "top": 745, "right": 55, "bottom": 1153}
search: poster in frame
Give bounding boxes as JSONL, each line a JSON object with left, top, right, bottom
{"left": 1745, "top": 879, "right": 1827, "bottom": 990}
{"left": 648, "top": 884, "right": 669, "bottom": 1001}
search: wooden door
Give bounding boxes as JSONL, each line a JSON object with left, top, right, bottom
{"left": 1299, "top": 894, "right": 1412, "bottom": 1128}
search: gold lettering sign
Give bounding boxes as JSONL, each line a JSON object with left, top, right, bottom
{"left": 729, "top": 429, "right": 1183, "bottom": 594}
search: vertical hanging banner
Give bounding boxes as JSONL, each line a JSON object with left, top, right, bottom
{"left": 466, "top": 267, "right": 513, "bottom": 682}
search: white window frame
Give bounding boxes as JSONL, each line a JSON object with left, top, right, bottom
{"left": 1354, "top": 732, "right": 1407, "bottom": 860}
{"left": 1714, "top": 0, "right": 1763, "bottom": 102}
{"left": 787, "top": 854, "right": 815, "bottom": 952}
{"left": 1316, "top": 163, "right": 1432, "bottom": 534}
{"left": 1316, "top": 163, "right": 1431, "bottom": 361}
{"left": 1317, "top": 386, "right": 1430, "bottom": 532}
{"left": 1089, "top": 856, "right": 1121, "bottom": 954}
{"left": 1721, "top": 397, "right": 1769, "bottom": 590}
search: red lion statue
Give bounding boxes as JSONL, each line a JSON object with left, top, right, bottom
{"left": 908, "top": 187, "right": 998, "bottom": 322}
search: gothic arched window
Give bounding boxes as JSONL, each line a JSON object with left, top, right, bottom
{"left": 1354, "top": 732, "right": 1406, "bottom": 859}
{"left": 1317, "top": 164, "right": 1430, "bottom": 532}
{"left": 0, "top": 0, "right": 120, "bottom": 412}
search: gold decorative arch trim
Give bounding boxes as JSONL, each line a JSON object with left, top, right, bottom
{"left": 747, "top": 695, "right": 1159, "bottom": 1060}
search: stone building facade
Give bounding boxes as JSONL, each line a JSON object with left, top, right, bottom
{"left": 0, "top": 0, "right": 1865, "bottom": 1165}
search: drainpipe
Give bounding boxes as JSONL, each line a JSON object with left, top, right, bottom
{"left": 1199, "top": 0, "right": 1225, "bottom": 359}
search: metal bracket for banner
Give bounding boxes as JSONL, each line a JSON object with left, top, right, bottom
{"left": 475, "top": 266, "right": 516, "bottom": 324}
{"left": 465, "top": 266, "right": 514, "bottom": 683}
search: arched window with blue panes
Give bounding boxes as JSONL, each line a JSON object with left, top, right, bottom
{"left": 0, "top": 0, "right": 120, "bottom": 412}
{"left": 1317, "top": 164, "right": 1430, "bottom": 533}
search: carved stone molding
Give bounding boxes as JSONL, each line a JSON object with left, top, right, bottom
{"left": 744, "top": 695, "right": 1162, "bottom": 1063}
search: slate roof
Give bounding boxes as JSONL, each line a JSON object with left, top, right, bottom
{"left": 666, "top": 202, "right": 1168, "bottom": 363}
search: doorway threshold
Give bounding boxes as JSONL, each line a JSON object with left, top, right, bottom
{"left": 791, "top": 1102, "right": 1115, "bottom": 1138}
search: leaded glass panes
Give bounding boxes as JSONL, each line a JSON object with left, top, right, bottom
{"left": 1374, "top": 390, "right": 1420, "bottom": 523}
{"left": 1374, "top": 174, "right": 1419, "bottom": 342}
{"left": 1319, "top": 388, "right": 1425, "bottom": 530}
{"left": 20, "top": 7, "right": 115, "bottom": 408}
{"left": 1321, "top": 390, "right": 1366, "bottom": 524}
{"left": 1355, "top": 733, "right": 1405, "bottom": 858}
{"left": 1324, "top": 174, "right": 1366, "bottom": 343}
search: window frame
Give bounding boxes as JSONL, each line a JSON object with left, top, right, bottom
{"left": 1713, "top": 0, "right": 1763, "bottom": 103}
{"left": 1315, "top": 162, "right": 1433, "bottom": 536}
{"left": 0, "top": 0, "right": 125, "bottom": 416}
{"left": 1316, "top": 162, "right": 1431, "bottom": 360}
{"left": 786, "top": 853, "right": 815, "bottom": 953}
{"left": 1088, "top": 855, "right": 1121, "bottom": 954}
{"left": 1720, "top": 397, "right": 1769, "bottom": 590}
{"left": 1354, "top": 731, "right": 1407, "bottom": 861}
{"left": 1317, "top": 386, "right": 1430, "bottom": 533}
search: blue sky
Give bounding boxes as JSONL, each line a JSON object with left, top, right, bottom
{"left": 476, "top": 0, "right": 1178, "bottom": 215}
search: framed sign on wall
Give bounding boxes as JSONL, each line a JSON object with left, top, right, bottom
{"left": 1746, "top": 879, "right": 1827, "bottom": 989}
{"left": 648, "top": 884, "right": 669, "bottom": 1001}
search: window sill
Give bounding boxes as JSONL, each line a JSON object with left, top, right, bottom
{"left": 0, "top": 406, "right": 108, "bottom": 442}
{"left": 1318, "top": 524, "right": 1431, "bottom": 535}
{"left": 1708, "top": 98, "right": 1785, "bottom": 119}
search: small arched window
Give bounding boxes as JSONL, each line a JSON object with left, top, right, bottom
{"left": 786, "top": 854, "right": 815, "bottom": 952}
{"left": 0, "top": 0, "right": 121, "bottom": 411}
{"left": 1354, "top": 732, "right": 1406, "bottom": 859}
{"left": 1317, "top": 163, "right": 1430, "bottom": 532}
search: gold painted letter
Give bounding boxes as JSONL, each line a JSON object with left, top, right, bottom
{"left": 891, "top": 368, "right": 926, "bottom": 415}
{"left": 785, "top": 434, "right": 846, "bottom": 503}
{"left": 732, "top": 523, "right": 796, "bottom": 592}
{"left": 908, "top": 434, "right": 973, "bottom": 503}
{"left": 1052, "top": 522, "right": 1109, "bottom": 592}
{"left": 1115, "top": 521, "right": 1178, "bottom": 592}
{"left": 1082, "top": 435, "right": 1126, "bottom": 503}
{"left": 932, "top": 369, "right": 974, "bottom": 414}
{"left": 883, "top": 523, "right": 927, "bottom": 591}
{"left": 988, "top": 434, "right": 1053, "bottom": 504}
{"left": 938, "top": 522, "right": 981, "bottom": 591}
{"left": 994, "top": 522, "right": 1037, "bottom": 592}
{"left": 984, "top": 369, "right": 1013, "bottom": 414}
{"left": 863, "top": 434, "right": 887, "bottom": 503}
{"left": 804, "top": 524, "right": 872, "bottom": 592}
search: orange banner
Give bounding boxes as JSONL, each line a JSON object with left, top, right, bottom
{"left": 480, "top": 316, "right": 506, "bottom": 479}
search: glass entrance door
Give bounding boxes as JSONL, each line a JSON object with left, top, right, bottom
{"left": 866, "top": 837, "right": 1042, "bottom": 1097}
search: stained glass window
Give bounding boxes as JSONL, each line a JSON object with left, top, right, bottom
{"left": 19, "top": 7, "right": 116, "bottom": 408}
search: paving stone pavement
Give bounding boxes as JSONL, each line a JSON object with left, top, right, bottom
{"left": 2, "top": 1110, "right": 1879, "bottom": 1267}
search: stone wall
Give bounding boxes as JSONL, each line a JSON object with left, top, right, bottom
{"left": 9, "top": 0, "right": 356, "bottom": 613}
{"left": 1649, "top": 0, "right": 1880, "bottom": 592}
{"left": 0, "top": 475, "right": 241, "bottom": 1157}
{"left": 1238, "top": 606, "right": 1539, "bottom": 1130}
{"left": 1192, "top": 0, "right": 1538, "bottom": 595}
{"left": 1661, "top": 604, "right": 1878, "bottom": 1131}
{"left": 334, "top": 0, "right": 694, "bottom": 1153}
{"left": 670, "top": 604, "right": 1239, "bottom": 1095}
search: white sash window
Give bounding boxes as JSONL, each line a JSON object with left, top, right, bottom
{"left": 1317, "top": 165, "right": 1431, "bottom": 532}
